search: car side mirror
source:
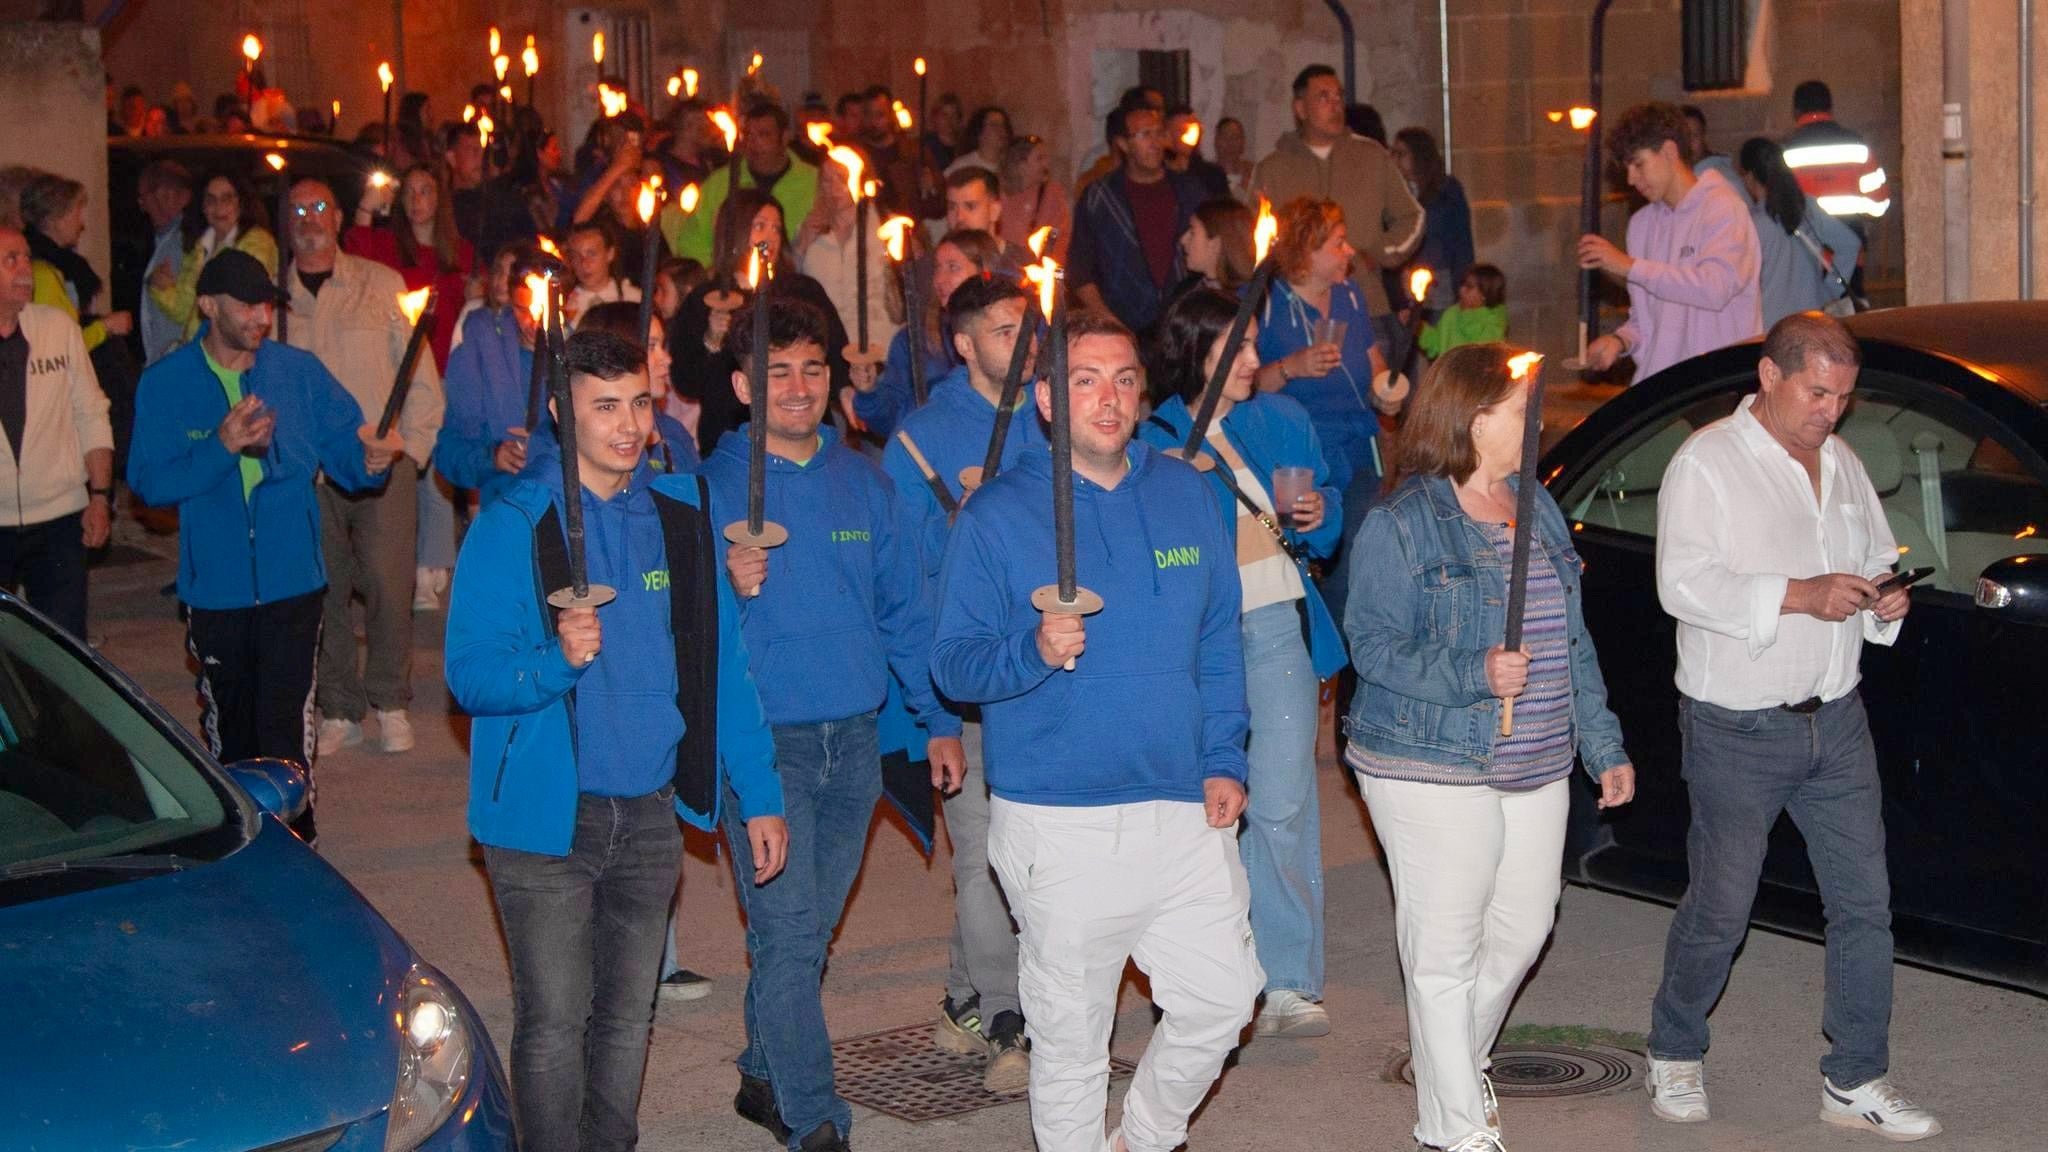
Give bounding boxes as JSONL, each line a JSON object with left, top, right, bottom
{"left": 1975, "top": 556, "right": 2048, "bottom": 625}
{"left": 226, "top": 758, "right": 309, "bottom": 822}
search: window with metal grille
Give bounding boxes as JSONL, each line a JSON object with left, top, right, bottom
{"left": 1682, "top": 0, "right": 1748, "bottom": 91}
{"left": 1138, "top": 50, "right": 1190, "bottom": 109}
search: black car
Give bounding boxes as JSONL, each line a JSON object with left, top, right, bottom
{"left": 1546, "top": 302, "right": 2048, "bottom": 996}
{"left": 107, "top": 133, "right": 377, "bottom": 323}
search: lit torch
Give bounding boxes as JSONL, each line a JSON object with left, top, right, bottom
{"left": 1499, "top": 350, "right": 1548, "bottom": 736}
{"left": 1178, "top": 198, "right": 1278, "bottom": 465}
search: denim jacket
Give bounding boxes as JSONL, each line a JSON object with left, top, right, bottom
{"left": 1342, "top": 473, "right": 1629, "bottom": 781}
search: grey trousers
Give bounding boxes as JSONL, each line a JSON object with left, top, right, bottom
{"left": 316, "top": 462, "right": 417, "bottom": 720}
{"left": 944, "top": 720, "right": 1022, "bottom": 1019}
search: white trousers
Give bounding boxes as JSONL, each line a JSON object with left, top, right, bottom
{"left": 1361, "top": 775, "right": 1569, "bottom": 1148}
{"left": 988, "top": 797, "right": 1264, "bottom": 1152}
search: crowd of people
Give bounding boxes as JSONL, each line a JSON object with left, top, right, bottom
{"left": 0, "top": 50, "right": 1927, "bottom": 1152}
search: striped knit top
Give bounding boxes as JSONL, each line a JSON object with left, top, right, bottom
{"left": 1479, "top": 520, "right": 1576, "bottom": 790}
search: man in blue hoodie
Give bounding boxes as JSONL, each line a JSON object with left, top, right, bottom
{"left": 704, "top": 296, "right": 964, "bottom": 1152}
{"left": 433, "top": 244, "right": 542, "bottom": 510}
{"left": 128, "top": 248, "right": 403, "bottom": 844}
{"left": 446, "top": 327, "right": 788, "bottom": 1152}
{"left": 931, "top": 307, "right": 1261, "bottom": 1152}
{"left": 881, "top": 272, "right": 1043, "bottom": 1092}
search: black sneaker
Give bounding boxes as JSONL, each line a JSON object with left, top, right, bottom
{"left": 982, "top": 1010, "right": 1030, "bottom": 1094}
{"left": 797, "top": 1120, "right": 850, "bottom": 1151}
{"left": 658, "top": 968, "right": 713, "bottom": 1001}
{"left": 933, "top": 993, "right": 989, "bottom": 1056}
{"left": 733, "top": 1073, "right": 791, "bottom": 1142}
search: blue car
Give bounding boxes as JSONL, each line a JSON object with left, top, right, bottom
{"left": 0, "top": 594, "right": 514, "bottom": 1150}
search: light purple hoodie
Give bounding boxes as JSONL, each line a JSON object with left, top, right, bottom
{"left": 1615, "top": 167, "right": 1763, "bottom": 383}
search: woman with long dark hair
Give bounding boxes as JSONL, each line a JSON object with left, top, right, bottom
{"left": 150, "top": 171, "right": 277, "bottom": 341}
{"left": 1391, "top": 127, "right": 1473, "bottom": 312}
{"left": 673, "top": 188, "right": 851, "bottom": 456}
{"left": 1737, "top": 137, "right": 1862, "bottom": 325}
{"left": 947, "top": 105, "right": 1013, "bottom": 176}
{"left": 347, "top": 164, "right": 476, "bottom": 372}
{"left": 1140, "top": 287, "right": 1347, "bottom": 1040}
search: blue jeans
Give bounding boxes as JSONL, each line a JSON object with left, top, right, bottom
{"left": 1239, "top": 601, "right": 1325, "bottom": 999}
{"left": 1318, "top": 461, "right": 1381, "bottom": 630}
{"left": 722, "top": 712, "right": 883, "bottom": 1148}
{"left": 1649, "top": 693, "right": 1894, "bottom": 1088}
{"left": 484, "top": 788, "right": 683, "bottom": 1152}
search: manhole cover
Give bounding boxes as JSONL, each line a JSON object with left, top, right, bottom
{"left": 1381, "top": 1043, "right": 1641, "bottom": 1099}
{"left": 833, "top": 1022, "right": 1136, "bottom": 1122}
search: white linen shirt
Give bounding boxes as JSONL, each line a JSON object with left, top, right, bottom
{"left": 1655, "top": 394, "right": 1901, "bottom": 710}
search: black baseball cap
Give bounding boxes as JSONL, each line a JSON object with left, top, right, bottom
{"left": 195, "top": 249, "right": 284, "bottom": 305}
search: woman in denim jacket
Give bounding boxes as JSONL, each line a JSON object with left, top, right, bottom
{"left": 1343, "top": 344, "right": 1635, "bottom": 1152}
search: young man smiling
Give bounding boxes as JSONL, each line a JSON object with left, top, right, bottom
{"left": 1578, "top": 101, "right": 1763, "bottom": 382}
{"left": 703, "top": 296, "right": 964, "bottom": 1152}
{"left": 446, "top": 328, "right": 786, "bottom": 1152}
{"left": 931, "top": 308, "right": 1260, "bottom": 1152}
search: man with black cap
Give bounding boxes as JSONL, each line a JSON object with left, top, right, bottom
{"left": 129, "top": 248, "right": 405, "bottom": 842}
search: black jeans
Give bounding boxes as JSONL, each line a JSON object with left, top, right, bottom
{"left": 0, "top": 511, "right": 86, "bottom": 639}
{"left": 485, "top": 788, "right": 683, "bottom": 1152}
{"left": 186, "top": 588, "right": 324, "bottom": 839}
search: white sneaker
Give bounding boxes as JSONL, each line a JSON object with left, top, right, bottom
{"left": 1821, "top": 1076, "right": 1942, "bottom": 1142}
{"left": 1444, "top": 1133, "right": 1507, "bottom": 1152}
{"left": 376, "top": 709, "right": 415, "bottom": 753}
{"left": 316, "top": 717, "right": 362, "bottom": 757}
{"left": 1646, "top": 1057, "right": 1710, "bottom": 1123}
{"left": 1480, "top": 1070, "right": 1500, "bottom": 1129}
{"left": 1252, "top": 989, "right": 1331, "bottom": 1037}
{"left": 412, "top": 567, "right": 441, "bottom": 612}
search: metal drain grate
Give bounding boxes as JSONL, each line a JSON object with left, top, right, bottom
{"left": 1382, "top": 1043, "right": 1642, "bottom": 1100}
{"left": 833, "top": 1022, "right": 1137, "bottom": 1122}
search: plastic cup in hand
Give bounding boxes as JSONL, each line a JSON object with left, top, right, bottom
{"left": 1312, "top": 317, "right": 1348, "bottom": 349}
{"left": 1272, "top": 466, "right": 1315, "bottom": 519}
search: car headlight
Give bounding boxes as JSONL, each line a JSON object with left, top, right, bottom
{"left": 384, "top": 963, "right": 475, "bottom": 1152}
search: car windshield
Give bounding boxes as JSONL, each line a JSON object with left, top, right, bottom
{"left": 0, "top": 607, "right": 239, "bottom": 884}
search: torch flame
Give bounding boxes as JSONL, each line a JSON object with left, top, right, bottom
{"left": 462, "top": 104, "right": 476, "bottom": 123}
{"left": 537, "top": 236, "right": 562, "bottom": 258}
{"left": 592, "top": 31, "right": 605, "bottom": 66}
{"left": 378, "top": 61, "right": 393, "bottom": 92}
{"left": 332, "top": 99, "right": 341, "bottom": 120}
{"left": 500, "top": 85, "right": 513, "bottom": 102}
{"left": 745, "top": 247, "right": 763, "bottom": 291}
{"left": 1180, "top": 121, "right": 1202, "bottom": 149}
{"left": 488, "top": 26, "right": 501, "bottom": 57}
{"left": 522, "top": 43, "right": 539, "bottom": 78}
{"left": 667, "top": 75, "right": 682, "bottom": 98}
{"left": 476, "top": 113, "right": 494, "bottom": 150}
{"left": 682, "top": 68, "right": 698, "bottom": 98}
{"left": 636, "top": 181, "right": 658, "bottom": 225}
{"left": 1568, "top": 106, "right": 1597, "bottom": 131}
{"left": 397, "top": 286, "right": 433, "bottom": 326}
{"left": 878, "top": 216, "right": 915, "bottom": 263}
{"left": 678, "top": 183, "right": 700, "bottom": 214}
{"left": 523, "top": 274, "right": 551, "bottom": 325}
{"left": 242, "top": 34, "right": 262, "bottom": 63}
{"left": 826, "top": 146, "right": 865, "bottom": 202}
{"left": 914, "top": 57, "right": 927, "bottom": 77}
{"left": 1508, "top": 351, "right": 1545, "bottom": 381}
{"left": 1028, "top": 226, "right": 1054, "bottom": 257}
{"left": 1409, "top": 267, "right": 1434, "bottom": 302}
{"left": 710, "top": 107, "right": 738, "bottom": 152}
{"left": 1546, "top": 110, "right": 1565, "bottom": 124}
{"left": 806, "top": 121, "right": 833, "bottom": 149}
{"left": 749, "top": 52, "right": 764, "bottom": 75}
{"left": 264, "top": 152, "right": 285, "bottom": 171}
{"left": 893, "top": 100, "right": 913, "bottom": 131}
{"left": 863, "top": 179, "right": 877, "bottom": 200}
{"left": 1024, "top": 257, "right": 1060, "bottom": 323}
{"left": 1252, "top": 198, "right": 1277, "bottom": 264}
{"left": 495, "top": 55, "right": 510, "bottom": 82}
{"left": 369, "top": 170, "right": 392, "bottom": 189}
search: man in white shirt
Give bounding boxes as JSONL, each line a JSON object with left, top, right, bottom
{"left": 1646, "top": 313, "right": 1940, "bottom": 1142}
